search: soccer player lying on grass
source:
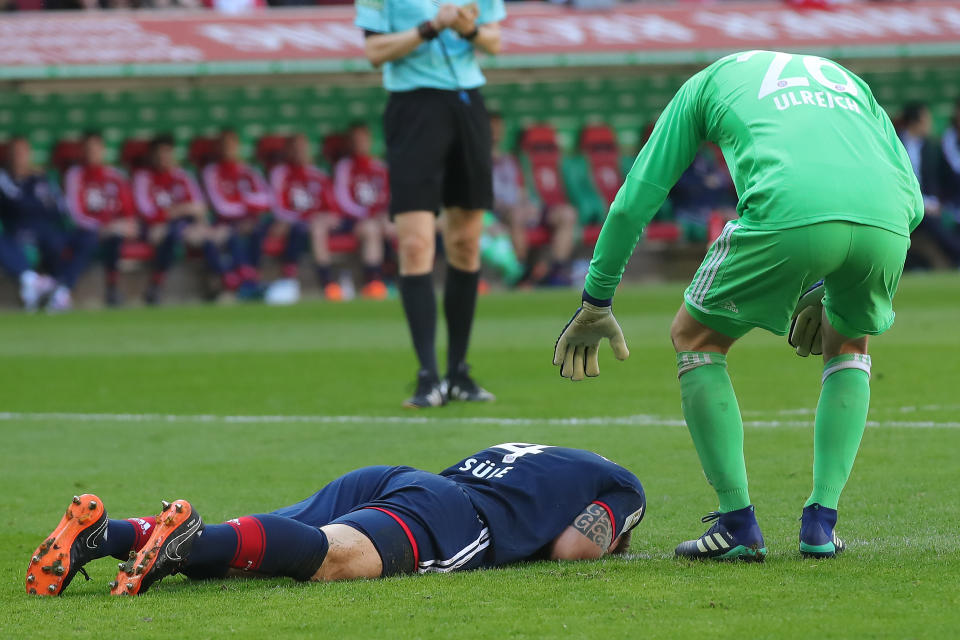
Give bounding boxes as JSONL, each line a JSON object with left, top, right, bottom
{"left": 27, "top": 444, "right": 644, "bottom": 596}
{"left": 553, "top": 51, "right": 922, "bottom": 562}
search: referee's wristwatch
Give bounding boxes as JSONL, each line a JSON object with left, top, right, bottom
{"left": 418, "top": 20, "right": 439, "bottom": 40}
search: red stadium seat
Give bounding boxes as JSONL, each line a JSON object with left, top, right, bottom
{"left": 582, "top": 224, "right": 602, "bottom": 246}
{"left": 120, "top": 139, "right": 152, "bottom": 170}
{"left": 51, "top": 140, "right": 85, "bottom": 174}
{"left": 322, "top": 133, "right": 350, "bottom": 167}
{"left": 256, "top": 135, "right": 291, "bottom": 169}
{"left": 525, "top": 226, "right": 551, "bottom": 248}
{"left": 644, "top": 221, "right": 681, "bottom": 243}
{"left": 188, "top": 136, "right": 220, "bottom": 169}
{"left": 120, "top": 241, "right": 155, "bottom": 261}
{"left": 263, "top": 232, "right": 359, "bottom": 256}
{"left": 579, "top": 125, "right": 622, "bottom": 207}
{"left": 525, "top": 225, "right": 604, "bottom": 249}
{"left": 519, "top": 124, "right": 568, "bottom": 208}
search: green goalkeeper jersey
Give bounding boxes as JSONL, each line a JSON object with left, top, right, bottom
{"left": 586, "top": 50, "right": 924, "bottom": 300}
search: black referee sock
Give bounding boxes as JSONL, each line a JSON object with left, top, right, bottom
{"left": 443, "top": 265, "right": 479, "bottom": 375}
{"left": 399, "top": 273, "right": 438, "bottom": 378}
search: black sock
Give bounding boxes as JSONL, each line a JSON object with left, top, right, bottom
{"left": 363, "top": 264, "right": 381, "bottom": 283}
{"left": 443, "top": 265, "right": 479, "bottom": 375}
{"left": 315, "top": 264, "right": 333, "bottom": 287}
{"left": 399, "top": 273, "right": 438, "bottom": 378}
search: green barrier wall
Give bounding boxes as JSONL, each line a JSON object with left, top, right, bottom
{"left": 2, "top": 65, "right": 957, "bottom": 164}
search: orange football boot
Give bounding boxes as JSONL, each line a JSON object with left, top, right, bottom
{"left": 26, "top": 494, "right": 107, "bottom": 596}
{"left": 110, "top": 499, "right": 204, "bottom": 596}
{"left": 323, "top": 282, "right": 344, "bottom": 301}
{"left": 360, "top": 279, "right": 388, "bottom": 300}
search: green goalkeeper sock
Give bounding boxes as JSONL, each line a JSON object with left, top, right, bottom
{"left": 677, "top": 352, "right": 751, "bottom": 513}
{"left": 806, "top": 354, "right": 872, "bottom": 509}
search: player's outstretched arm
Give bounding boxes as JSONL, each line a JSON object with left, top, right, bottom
{"left": 553, "top": 292, "right": 629, "bottom": 381}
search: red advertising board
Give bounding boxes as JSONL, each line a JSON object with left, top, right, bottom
{"left": 1, "top": 2, "right": 958, "bottom": 77}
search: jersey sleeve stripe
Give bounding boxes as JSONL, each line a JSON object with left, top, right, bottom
{"left": 592, "top": 500, "right": 617, "bottom": 538}
{"left": 363, "top": 507, "right": 419, "bottom": 569}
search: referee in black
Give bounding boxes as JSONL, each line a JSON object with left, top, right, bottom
{"left": 356, "top": 0, "right": 505, "bottom": 408}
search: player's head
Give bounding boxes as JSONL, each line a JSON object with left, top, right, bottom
{"left": 608, "top": 530, "right": 631, "bottom": 556}
{"left": 82, "top": 130, "right": 105, "bottom": 166}
{"left": 348, "top": 121, "right": 371, "bottom": 157}
{"left": 489, "top": 111, "right": 504, "bottom": 148}
{"left": 149, "top": 133, "right": 177, "bottom": 170}
{"left": 219, "top": 128, "right": 240, "bottom": 161}
{"left": 6, "top": 135, "right": 31, "bottom": 175}
{"left": 287, "top": 133, "right": 311, "bottom": 165}
{"left": 901, "top": 102, "right": 931, "bottom": 137}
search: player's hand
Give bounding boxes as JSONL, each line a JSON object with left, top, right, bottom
{"left": 553, "top": 300, "right": 630, "bottom": 381}
{"left": 434, "top": 4, "right": 460, "bottom": 30}
{"left": 452, "top": 5, "right": 478, "bottom": 36}
{"left": 788, "top": 280, "right": 825, "bottom": 357}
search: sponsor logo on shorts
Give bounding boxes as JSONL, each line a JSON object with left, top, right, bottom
{"left": 720, "top": 300, "right": 739, "bottom": 313}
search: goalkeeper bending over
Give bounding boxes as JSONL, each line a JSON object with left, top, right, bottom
{"left": 553, "top": 50, "right": 923, "bottom": 561}
{"left": 27, "top": 444, "right": 643, "bottom": 596}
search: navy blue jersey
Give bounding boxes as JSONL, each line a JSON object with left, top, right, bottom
{"left": 0, "top": 170, "right": 66, "bottom": 231}
{"left": 440, "top": 444, "right": 645, "bottom": 566}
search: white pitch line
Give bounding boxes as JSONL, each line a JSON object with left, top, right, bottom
{"left": 0, "top": 411, "right": 958, "bottom": 429}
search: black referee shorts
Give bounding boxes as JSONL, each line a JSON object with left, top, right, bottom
{"left": 384, "top": 88, "right": 493, "bottom": 217}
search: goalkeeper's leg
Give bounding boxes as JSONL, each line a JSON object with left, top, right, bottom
{"left": 800, "top": 311, "right": 870, "bottom": 558}
{"left": 670, "top": 306, "right": 766, "bottom": 561}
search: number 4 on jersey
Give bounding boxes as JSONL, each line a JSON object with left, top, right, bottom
{"left": 491, "top": 443, "right": 552, "bottom": 463}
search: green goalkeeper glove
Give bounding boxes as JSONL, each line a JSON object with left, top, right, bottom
{"left": 553, "top": 295, "right": 630, "bottom": 381}
{"left": 788, "top": 280, "right": 825, "bottom": 357}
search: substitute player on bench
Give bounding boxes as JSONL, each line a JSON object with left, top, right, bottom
{"left": 553, "top": 51, "right": 922, "bottom": 561}
{"left": 27, "top": 444, "right": 643, "bottom": 596}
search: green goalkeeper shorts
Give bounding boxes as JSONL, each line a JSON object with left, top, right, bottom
{"left": 683, "top": 220, "right": 909, "bottom": 339}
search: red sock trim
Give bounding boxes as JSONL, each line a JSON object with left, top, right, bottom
{"left": 363, "top": 507, "right": 419, "bottom": 569}
{"left": 223, "top": 271, "right": 241, "bottom": 291}
{"left": 126, "top": 516, "right": 157, "bottom": 550}
{"left": 282, "top": 264, "right": 298, "bottom": 278}
{"left": 151, "top": 271, "right": 165, "bottom": 285}
{"left": 227, "top": 516, "right": 267, "bottom": 571}
{"left": 106, "top": 270, "right": 119, "bottom": 286}
{"left": 238, "top": 265, "right": 259, "bottom": 282}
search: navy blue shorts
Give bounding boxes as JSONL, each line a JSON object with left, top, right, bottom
{"left": 270, "top": 466, "right": 489, "bottom": 576}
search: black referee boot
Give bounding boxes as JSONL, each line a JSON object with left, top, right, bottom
{"left": 403, "top": 370, "right": 447, "bottom": 409}
{"left": 445, "top": 363, "right": 495, "bottom": 403}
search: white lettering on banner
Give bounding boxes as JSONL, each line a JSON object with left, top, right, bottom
{"left": 501, "top": 14, "right": 692, "bottom": 48}
{"left": 861, "top": 7, "right": 941, "bottom": 36}
{"left": 0, "top": 18, "right": 202, "bottom": 64}
{"left": 695, "top": 12, "right": 778, "bottom": 39}
{"left": 695, "top": 6, "right": 960, "bottom": 41}
{"left": 942, "top": 7, "right": 960, "bottom": 32}
{"left": 4, "top": 2, "right": 960, "bottom": 67}
{"left": 584, "top": 15, "right": 694, "bottom": 43}
{"left": 197, "top": 23, "right": 363, "bottom": 52}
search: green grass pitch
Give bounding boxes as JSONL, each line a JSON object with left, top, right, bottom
{"left": 2, "top": 273, "right": 958, "bottom": 638}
